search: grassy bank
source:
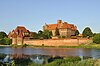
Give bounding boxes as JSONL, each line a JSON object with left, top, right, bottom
{"left": 59, "top": 43, "right": 100, "bottom": 49}
{"left": 0, "top": 55, "right": 100, "bottom": 66}
{"left": 29, "top": 43, "right": 100, "bottom": 49}
{"left": 2, "top": 42, "right": 100, "bottom": 49}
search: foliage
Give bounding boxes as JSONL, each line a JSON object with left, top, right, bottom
{"left": 37, "top": 30, "right": 52, "bottom": 39}
{"left": 32, "top": 32, "right": 39, "bottom": 39}
{"left": 44, "top": 58, "right": 97, "bottom": 66}
{"left": 0, "top": 55, "right": 99, "bottom": 66}
{"left": 28, "top": 62, "right": 42, "bottom": 66}
{"left": 82, "top": 27, "right": 93, "bottom": 38}
{"left": 63, "top": 56, "right": 81, "bottom": 62}
{"left": 62, "top": 36, "right": 66, "bottom": 38}
{"left": 0, "top": 32, "right": 7, "bottom": 39}
{"left": 0, "top": 54, "right": 6, "bottom": 59}
{"left": 93, "top": 33, "right": 96, "bottom": 37}
{"left": 75, "top": 30, "right": 80, "bottom": 36}
{"left": 55, "top": 27, "right": 60, "bottom": 36}
{"left": 38, "top": 30, "right": 44, "bottom": 39}
{"left": 22, "top": 44, "right": 29, "bottom": 47}
{"left": 93, "top": 33, "right": 100, "bottom": 44}
{"left": 0, "top": 38, "right": 12, "bottom": 45}
{"left": 43, "top": 30, "right": 52, "bottom": 39}
{"left": 14, "top": 58, "right": 32, "bottom": 66}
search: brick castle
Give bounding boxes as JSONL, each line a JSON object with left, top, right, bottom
{"left": 43, "top": 20, "right": 77, "bottom": 37}
{"left": 8, "top": 20, "right": 77, "bottom": 45}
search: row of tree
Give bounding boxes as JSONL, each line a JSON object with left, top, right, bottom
{"left": 74, "top": 27, "right": 93, "bottom": 38}
{"left": 32, "top": 30, "right": 52, "bottom": 39}
{"left": 0, "top": 32, "right": 11, "bottom": 45}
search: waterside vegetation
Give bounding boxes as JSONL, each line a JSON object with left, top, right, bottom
{"left": 0, "top": 54, "right": 100, "bottom": 66}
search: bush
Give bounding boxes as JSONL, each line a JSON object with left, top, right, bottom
{"left": 62, "top": 36, "right": 66, "bottom": 38}
{"left": 0, "top": 38, "right": 12, "bottom": 45}
{"left": 63, "top": 56, "right": 81, "bottom": 62}
{"left": 93, "top": 33, "right": 100, "bottom": 44}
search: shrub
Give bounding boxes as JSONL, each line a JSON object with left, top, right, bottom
{"left": 62, "top": 36, "right": 66, "bottom": 38}
{"left": 63, "top": 56, "right": 81, "bottom": 62}
{"left": 0, "top": 38, "right": 12, "bottom": 45}
{"left": 93, "top": 33, "right": 100, "bottom": 44}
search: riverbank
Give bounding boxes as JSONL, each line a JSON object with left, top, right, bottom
{"left": 58, "top": 43, "right": 100, "bottom": 49}
{"left": 0, "top": 53, "right": 100, "bottom": 66}
{"left": 9, "top": 43, "right": 100, "bottom": 49}
{"left": 28, "top": 43, "right": 100, "bottom": 49}
{"left": 0, "top": 45, "right": 11, "bottom": 47}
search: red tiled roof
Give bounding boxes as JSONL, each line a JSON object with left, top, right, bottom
{"left": 12, "top": 30, "right": 17, "bottom": 38}
{"left": 8, "top": 26, "right": 32, "bottom": 38}
{"left": 15, "top": 26, "right": 28, "bottom": 33}
{"left": 46, "top": 22, "right": 76, "bottom": 30}
{"left": 47, "top": 24, "right": 58, "bottom": 30}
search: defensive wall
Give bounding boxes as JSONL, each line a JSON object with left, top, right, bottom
{"left": 24, "top": 38, "right": 91, "bottom": 46}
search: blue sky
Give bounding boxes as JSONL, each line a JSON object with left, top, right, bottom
{"left": 0, "top": 0, "right": 100, "bottom": 34}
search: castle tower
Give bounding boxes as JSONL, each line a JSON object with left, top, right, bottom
{"left": 8, "top": 26, "right": 32, "bottom": 45}
{"left": 17, "top": 30, "right": 23, "bottom": 45}
{"left": 12, "top": 31, "right": 17, "bottom": 44}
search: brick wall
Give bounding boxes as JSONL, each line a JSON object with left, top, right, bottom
{"left": 24, "top": 39, "right": 91, "bottom": 46}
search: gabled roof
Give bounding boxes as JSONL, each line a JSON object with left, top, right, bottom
{"left": 15, "top": 26, "right": 28, "bottom": 33}
{"left": 47, "top": 24, "right": 58, "bottom": 30}
{"left": 45, "top": 22, "right": 77, "bottom": 30}
{"left": 8, "top": 26, "right": 32, "bottom": 38}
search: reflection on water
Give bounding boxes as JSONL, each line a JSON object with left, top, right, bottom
{"left": 0, "top": 54, "right": 49, "bottom": 64}
{"left": 0, "top": 54, "right": 95, "bottom": 65}
{"left": 0, "top": 47, "right": 100, "bottom": 64}
{"left": 0, "top": 47, "right": 100, "bottom": 58}
{"left": 30, "top": 56, "right": 44, "bottom": 64}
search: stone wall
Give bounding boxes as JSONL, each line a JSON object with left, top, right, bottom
{"left": 24, "top": 39, "right": 91, "bottom": 46}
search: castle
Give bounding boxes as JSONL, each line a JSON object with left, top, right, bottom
{"left": 8, "top": 26, "right": 32, "bottom": 45}
{"left": 43, "top": 20, "right": 77, "bottom": 37}
{"left": 8, "top": 20, "right": 77, "bottom": 45}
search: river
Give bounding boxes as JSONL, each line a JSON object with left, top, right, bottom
{"left": 0, "top": 47, "right": 100, "bottom": 59}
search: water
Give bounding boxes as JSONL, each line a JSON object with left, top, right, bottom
{"left": 0, "top": 47, "right": 100, "bottom": 64}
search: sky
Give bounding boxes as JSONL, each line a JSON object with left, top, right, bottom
{"left": 0, "top": 0, "right": 100, "bottom": 34}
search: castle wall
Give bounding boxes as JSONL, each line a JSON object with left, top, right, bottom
{"left": 17, "top": 37, "right": 23, "bottom": 45}
{"left": 12, "top": 38, "right": 17, "bottom": 44}
{"left": 24, "top": 39, "right": 91, "bottom": 46}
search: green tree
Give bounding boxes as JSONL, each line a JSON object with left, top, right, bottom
{"left": 0, "top": 32, "right": 7, "bottom": 39}
{"left": 93, "top": 33, "right": 100, "bottom": 44}
{"left": 75, "top": 30, "right": 80, "bottom": 36}
{"left": 38, "top": 30, "right": 43, "bottom": 39}
{"left": 43, "top": 30, "right": 52, "bottom": 39}
{"left": 0, "top": 38, "right": 11, "bottom": 45}
{"left": 82, "top": 27, "right": 93, "bottom": 38}
{"left": 55, "top": 27, "right": 60, "bottom": 36}
{"left": 32, "top": 32, "right": 38, "bottom": 39}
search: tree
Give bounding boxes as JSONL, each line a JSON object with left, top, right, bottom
{"left": 32, "top": 32, "right": 38, "bottom": 39}
{"left": 75, "top": 30, "right": 80, "bottom": 36}
{"left": 43, "top": 30, "right": 52, "bottom": 39}
{"left": 55, "top": 27, "right": 60, "bottom": 36}
{"left": 38, "top": 30, "right": 43, "bottom": 39}
{"left": 82, "top": 27, "right": 93, "bottom": 38}
{"left": 0, "top": 38, "right": 11, "bottom": 45}
{"left": 93, "top": 33, "right": 100, "bottom": 44}
{"left": 0, "top": 31, "right": 7, "bottom": 39}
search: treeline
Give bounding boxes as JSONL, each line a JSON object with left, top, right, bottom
{"left": 32, "top": 30, "right": 52, "bottom": 39}
{"left": 0, "top": 32, "right": 11, "bottom": 45}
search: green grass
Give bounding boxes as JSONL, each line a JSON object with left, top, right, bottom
{"left": 58, "top": 43, "right": 100, "bottom": 49}
{"left": 28, "top": 59, "right": 100, "bottom": 66}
